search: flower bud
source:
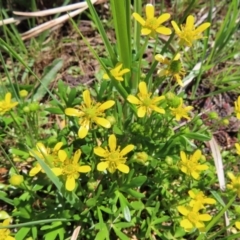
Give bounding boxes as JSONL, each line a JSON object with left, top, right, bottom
{"left": 208, "top": 111, "right": 218, "bottom": 120}
{"left": 29, "top": 102, "right": 40, "bottom": 112}
{"left": 222, "top": 119, "right": 229, "bottom": 126}
{"left": 165, "top": 92, "right": 181, "bottom": 108}
{"left": 106, "top": 116, "right": 116, "bottom": 125}
{"left": 87, "top": 180, "right": 98, "bottom": 191}
{"left": 133, "top": 152, "right": 148, "bottom": 165}
{"left": 19, "top": 90, "right": 28, "bottom": 98}
{"left": 165, "top": 156, "right": 173, "bottom": 165}
{"left": 23, "top": 106, "right": 30, "bottom": 113}
{"left": 9, "top": 175, "right": 24, "bottom": 186}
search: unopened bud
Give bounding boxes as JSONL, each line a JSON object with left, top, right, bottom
{"left": 19, "top": 90, "right": 28, "bottom": 98}
{"left": 9, "top": 175, "right": 24, "bottom": 186}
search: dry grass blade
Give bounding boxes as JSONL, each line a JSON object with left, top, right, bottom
{"left": 70, "top": 226, "right": 81, "bottom": 240}
{"left": 208, "top": 136, "right": 230, "bottom": 229}
{"left": 13, "top": 1, "right": 96, "bottom": 17}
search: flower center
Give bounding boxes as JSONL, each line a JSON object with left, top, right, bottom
{"left": 186, "top": 161, "right": 196, "bottom": 172}
{"left": 188, "top": 211, "right": 198, "bottom": 224}
{"left": 145, "top": 17, "right": 158, "bottom": 30}
{"left": 170, "top": 60, "right": 182, "bottom": 74}
{"left": 63, "top": 164, "right": 76, "bottom": 175}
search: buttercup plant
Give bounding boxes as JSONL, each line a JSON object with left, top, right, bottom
{"left": 1, "top": 0, "right": 240, "bottom": 239}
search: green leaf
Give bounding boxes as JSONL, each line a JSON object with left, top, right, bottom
{"left": 33, "top": 58, "right": 63, "bottom": 101}
{"left": 121, "top": 188, "right": 145, "bottom": 199}
{"left": 114, "top": 222, "right": 134, "bottom": 229}
{"left": 112, "top": 225, "right": 129, "bottom": 240}
{"left": 86, "top": 198, "right": 97, "bottom": 207}
{"left": 130, "top": 201, "right": 144, "bottom": 210}
{"left": 128, "top": 176, "right": 147, "bottom": 188}
{"left": 118, "top": 193, "right": 131, "bottom": 222}
{"left": 45, "top": 107, "right": 64, "bottom": 114}
{"left": 184, "top": 132, "right": 211, "bottom": 141}
{"left": 15, "top": 227, "right": 31, "bottom": 240}
{"left": 0, "top": 192, "right": 14, "bottom": 205}
{"left": 152, "top": 216, "right": 170, "bottom": 225}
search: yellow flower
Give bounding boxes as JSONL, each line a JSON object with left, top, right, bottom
{"left": 234, "top": 96, "right": 240, "bottom": 119}
{"left": 127, "top": 81, "right": 165, "bottom": 118}
{"left": 170, "top": 98, "right": 193, "bottom": 121}
{"left": 227, "top": 172, "right": 240, "bottom": 197}
{"left": 177, "top": 204, "right": 212, "bottom": 232}
{"left": 103, "top": 63, "right": 130, "bottom": 81}
{"left": 29, "top": 142, "right": 64, "bottom": 176}
{"left": 0, "top": 218, "right": 15, "bottom": 240}
{"left": 0, "top": 92, "right": 18, "bottom": 115}
{"left": 235, "top": 143, "right": 240, "bottom": 155}
{"left": 188, "top": 190, "right": 216, "bottom": 209}
{"left": 52, "top": 149, "right": 91, "bottom": 191}
{"left": 94, "top": 134, "right": 134, "bottom": 174}
{"left": 65, "top": 90, "right": 115, "bottom": 139}
{"left": 171, "top": 15, "right": 211, "bottom": 47}
{"left": 155, "top": 53, "right": 185, "bottom": 86}
{"left": 179, "top": 150, "right": 208, "bottom": 180}
{"left": 132, "top": 4, "right": 171, "bottom": 37}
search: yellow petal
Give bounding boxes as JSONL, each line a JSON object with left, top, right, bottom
{"left": 132, "top": 13, "right": 145, "bottom": 26}
{"left": 65, "top": 108, "right": 82, "bottom": 117}
{"left": 195, "top": 22, "right": 211, "bottom": 34}
{"left": 199, "top": 214, "right": 212, "bottom": 221}
{"left": 137, "top": 106, "right": 147, "bottom": 117}
{"left": 119, "top": 68, "right": 130, "bottom": 75}
{"left": 78, "top": 165, "right": 91, "bottom": 173}
{"left": 94, "top": 147, "right": 107, "bottom": 157}
{"left": 73, "top": 150, "right": 81, "bottom": 164}
{"left": 227, "top": 172, "right": 235, "bottom": 180}
{"left": 151, "top": 96, "right": 165, "bottom": 104}
{"left": 156, "top": 26, "right": 172, "bottom": 35}
{"left": 103, "top": 73, "right": 110, "bottom": 80}
{"left": 66, "top": 176, "right": 76, "bottom": 191}
{"left": 53, "top": 142, "right": 63, "bottom": 151}
{"left": 117, "top": 163, "right": 129, "bottom": 173}
{"left": 145, "top": 4, "right": 154, "bottom": 19}
{"left": 196, "top": 164, "right": 208, "bottom": 171}
{"left": 139, "top": 81, "right": 148, "bottom": 95}
{"left": 3, "top": 218, "right": 11, "bottom": 226}
{"left": 97, "top": 161, "right": 108, "bottom": 171}
{"left": 141, "top": 28, "right": 152, "bottom": 35}
{"left": 36, "top": 142, "right": 48, "bottom": 155}
{"left": 157, "top": 13, "right": 171, "bottom": 25}
{"left": 114, "top": 76, "right": 124, "bottom": 81}
{"left": 171, "top": 21, "right": 180, "bottom": 33}
{"left": 94, "top": 117, "right": 111, "bottom": 128}
{"left": 192, "top": 149, "right": 201, "bottom": 162}
{"left": 186, "top": 15, "right": 195, "bottom": 29}
{"left": 78, "top": 126, "right": 88, "bottom": 139}
{"left": 51, "top": 167, "right": 62, "bottom": 176}
{"left": 5, "top": 92, "right": 12, "bottom": 103}
{"left": 127, "top": 95, "right": 141, "bottom": 105}
{"left": 58, "top": 150, "right": 67, "bottom": 162}
{"left": 204, "top": 198, "right": 216, "bottom": 204}
{"left": 180, "top": 151, "right": 187, "bottom": 162}
{"left": 151, "top": 106, "right": 165, "bottom": 114}
{"left": 235, "top": 221, "right": 240, "bottom": 230}
{"left": 109, "top": 134, "right": 117, "bottom": 151}
{"left": 180, "top": 219, "right": 193, "bottom": 230}
{"left": 188, "top": 190, "right": 196, "bottom": 198}
{"left": 120, "top": 144, "right": 134, "bottom": 156}
{"left": 191, "top": 171, "right": 200, "bottom": 180}
{"left": 155, "top": 54, "right": 165, "bottom": 62}
{"left": 174, "top": 53, "right": 181, "bottom": 61}
{"left": 29, "top": 164, "right": 41, "bottom": 176}
{"left": 177, "top": 206, "right": 189, "bottom": 216}
{"left": 83, "top": 90, "right": 91, "bottom": 107}
{"left": 98, "top": 100, "right": 115, "bottom": 111}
